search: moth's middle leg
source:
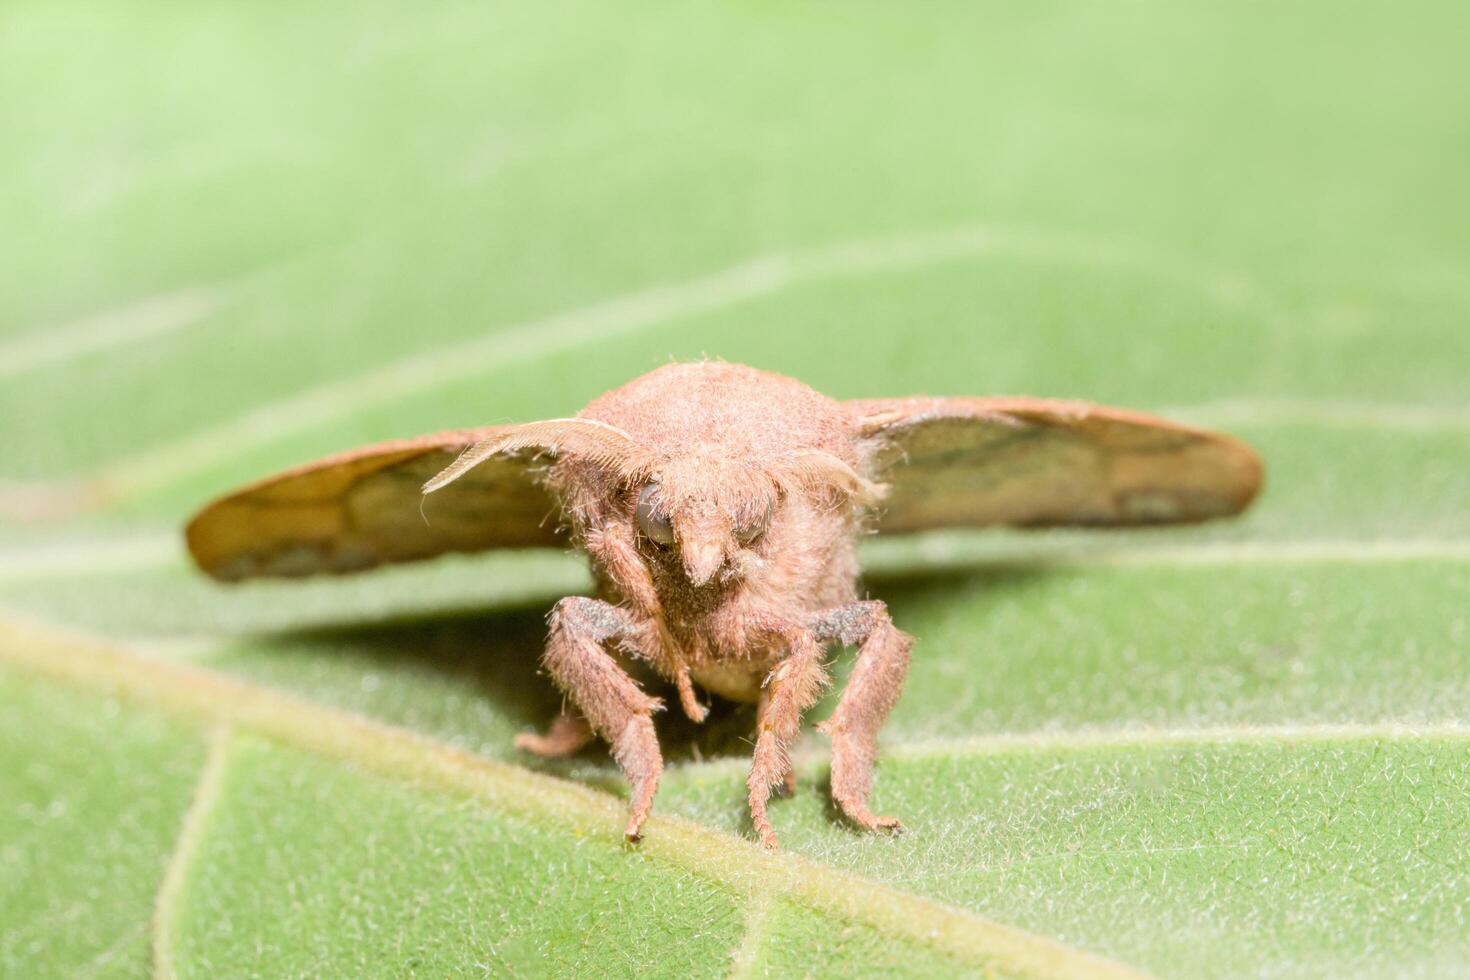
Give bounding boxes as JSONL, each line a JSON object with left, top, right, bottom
{"left": 748, "top": 631, "right": 828, "bottom": 849}
{"left": 541, "top": 596, "right": 663, "bottom": 841}
{"left": 812, "top": 600, "right": 912, "bottom": 833}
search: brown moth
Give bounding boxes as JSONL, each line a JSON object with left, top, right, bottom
{"left": 186, "top": 362, "right": 1262, "bottom": 847}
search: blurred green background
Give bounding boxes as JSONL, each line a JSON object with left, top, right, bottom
{"left": 3, "top": 2, "right": 1469, "bottom": 978}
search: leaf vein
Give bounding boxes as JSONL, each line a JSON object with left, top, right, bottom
{"left": 14, "top": 223, "right": 1273, "bottom": 508}
{"left": 0, "top": 615, "right": 1146, "bottom": 980}
{"left": 151, "top": 723, "right": 234, "bottom": 980}
{"left": 726, "top": 893, "right": 776, "bottom": 980}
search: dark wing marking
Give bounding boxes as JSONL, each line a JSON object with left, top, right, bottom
{"left": 848, "top": 397, "right": 1263, "bottom": 533}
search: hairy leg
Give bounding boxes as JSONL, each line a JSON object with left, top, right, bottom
{"left": 755, "top": 688, "right": 799, "bottom": 798}
{"left": 812, "top": 600, "right": 913, "bottom": 832}
{"left": 748, "top": 631, "right": 828, "bottom": 848}
{"left": 541, "top": 596, "right": 664, "bottom": 841}
{"left": 514, "top": 709, "right": 594, "bottom": 758}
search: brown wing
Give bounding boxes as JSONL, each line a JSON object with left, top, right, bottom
{"left": 849, "top": 397, "right": 1263, "bottom": 533}
{"left": 185, "top": 427, "right": 564, "bottom": 581}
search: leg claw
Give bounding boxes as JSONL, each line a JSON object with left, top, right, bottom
{"left": 840, "top": 803, "right": 905, "bottom": 835}
{"left": 624, "top": 802, "right": 651, "bottom": 844}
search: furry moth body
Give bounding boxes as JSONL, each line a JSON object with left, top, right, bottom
{"left": 187, "top": 362, "right": 1262, "bottom": 846}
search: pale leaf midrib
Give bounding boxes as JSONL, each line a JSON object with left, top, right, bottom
{"left": 0, "top": 615, "right": 1145, "bottom": 980}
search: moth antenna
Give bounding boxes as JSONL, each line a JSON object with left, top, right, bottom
{"left": 423, "top": 418, "right": 648, "bottom": 494}
{"left": 776, "top": 451, "right": 886, "bottom": 506}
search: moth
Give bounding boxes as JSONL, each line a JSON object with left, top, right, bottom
{"left": 187, "top": 361, "right": 1262, "bottom": 847}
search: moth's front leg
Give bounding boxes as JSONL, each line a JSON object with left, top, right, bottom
{"left": 541, "top": 596, "right": 663, "bottom": 841}
{"left": 756, "top": 686, "right": 798, "bottom": 799}
{"left": 812, "top": 600, "right": 913, "bottom": 833}
{"left": 748, "top": 630, "right": 828, "bottom": 849}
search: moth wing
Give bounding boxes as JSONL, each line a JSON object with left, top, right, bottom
{"left": 185, "top": 426, "right": 564, "bottom": 581}
{"left": 849, "top": 396, "right": 1263, "bottom": 533}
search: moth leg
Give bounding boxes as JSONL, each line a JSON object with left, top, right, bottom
{"left": 812, "top": 601, "right": 913, "bottom": 833}
{"left": 542, "top": 596, "right": 663, "bottom": 841}
{"left": 748, "top": 631, "right": 828, "bottom": 849}
{"left": 514, "top": 709, "right": 594, "bottom": 758}
{"left": 756, "top": 686, "right": 798, "bottom": 798}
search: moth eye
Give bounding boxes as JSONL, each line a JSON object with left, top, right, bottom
{"left": 734, "top": 500, "right": 773, "bottom": 544}
{"left": 636, "top": 485, "right": 675, "bottom": 546}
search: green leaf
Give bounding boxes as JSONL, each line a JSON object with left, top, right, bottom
{"left": 3, "top": 0, "right": 1469, "bottom": 976}
{"left": 0, "top": 623, "right": 1122, "bottom": 979}
{"left": 0, "top": 671, "right": 203, "bottom": 979}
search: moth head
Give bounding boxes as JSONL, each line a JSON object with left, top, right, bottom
{"left": 633, "top": 448, "right": 881, "bottom": 588}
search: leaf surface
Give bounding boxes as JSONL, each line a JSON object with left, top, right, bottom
{"left": 3, "top": 1, "right": 1469, "bottom": 976}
